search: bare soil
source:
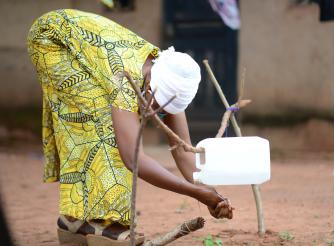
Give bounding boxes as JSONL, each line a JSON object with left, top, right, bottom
{"left": 0, "top": 144, "right": 333, "bottom": 246}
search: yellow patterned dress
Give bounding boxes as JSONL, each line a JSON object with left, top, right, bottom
{"left": 27, "top": 9, "right": 159, "bottom": 225}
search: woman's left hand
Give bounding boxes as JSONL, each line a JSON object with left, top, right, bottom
{"left": 207, "top": 195, "right": 234, "bottom": 219}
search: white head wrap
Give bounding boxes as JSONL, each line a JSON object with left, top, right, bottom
{"left": 150, "top": 46, "right": 201, "bottom": 114}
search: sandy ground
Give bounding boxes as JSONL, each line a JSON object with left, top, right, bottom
{"left": 0, "top": 144, "right": 333, "bottom": 246}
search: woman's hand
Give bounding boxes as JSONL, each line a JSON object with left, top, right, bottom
{"left": 208, "top": 198, "right": 234, "bottom": 219}
{"left": 195, "top": 184, "right": 234, "bottom": 219}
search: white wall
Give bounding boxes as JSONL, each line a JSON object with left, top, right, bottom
{"left": 239, "top": 0, "right": 334, "bottom": 116}
{"left": 1, "top": 0, "right": 334, "bottom": 118}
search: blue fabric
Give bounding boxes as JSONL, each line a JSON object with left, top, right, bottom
{"left": 158, "top": 112, "right": 167, "bottom": 120}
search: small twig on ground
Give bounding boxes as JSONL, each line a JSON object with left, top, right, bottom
{"left": 203, "top": 59, "right": 266, "bottom": 236}
{"left": 142, "top": 217, "right": 205, "bottom": 246}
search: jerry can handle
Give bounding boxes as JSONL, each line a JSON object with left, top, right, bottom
{"left": 195, "top": 149, "right": 206, "bottom": 169}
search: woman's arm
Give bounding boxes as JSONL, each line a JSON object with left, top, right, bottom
{"left": 163, "top": 112, "right": 197, "bottom": 183}
{"left": 111, "top": 107, "right": 222, "bottom": 211}
{"left": 163, "top": 112, "right": 234, "bottom": 219}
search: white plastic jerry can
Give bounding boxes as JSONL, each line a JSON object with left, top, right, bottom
{"left": 193, "top": 137, "right": 271, "bottom": 185}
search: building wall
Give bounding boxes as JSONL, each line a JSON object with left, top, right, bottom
{"left": 239, "top": 0, "right": 334, "bottom": 117}
{"left": 0, "top": 0, "right": 162, "bottom": 107}
{"left": 1, "top": 0, "right": 334, "bottom": 116}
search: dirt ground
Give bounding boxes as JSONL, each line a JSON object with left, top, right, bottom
{"left": 0, "top": 143, "right": 333, "bottom": 246}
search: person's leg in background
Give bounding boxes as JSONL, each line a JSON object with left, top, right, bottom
{"left": 0, "top": 196, "right": 13, "bottom": 246}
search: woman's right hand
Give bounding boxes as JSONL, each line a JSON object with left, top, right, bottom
{"left": 195, "top": 184, "right": 234, "bottom": 219}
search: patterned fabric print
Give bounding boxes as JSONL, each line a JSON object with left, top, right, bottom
{"left": 27, "top": 9, "right": 159, "bottom": 224}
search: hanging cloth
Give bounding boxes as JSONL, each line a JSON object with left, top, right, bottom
{"left": 208, "top": 0, "right": 241, "bottom": 30}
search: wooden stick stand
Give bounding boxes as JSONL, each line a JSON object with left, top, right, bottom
{"left": 203, "top": 60, "right": 266, "bottom": 236}
{"left": 122, "top": 72, "right": 205, "bottom": 246}
{"left": 124, "top": 56, "right": 266, "bottom": 246}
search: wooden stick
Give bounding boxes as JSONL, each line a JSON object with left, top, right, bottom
{"left": 123, "top": 72, "right": 204, "bottom": 154}
{"left": 146, "top": 95, "right": 177, "bottom": 118}
{"left": 238, "top": 67, "right": 246, "bottom": 103}
{"left": 130, "top": 91, "right": 153, "bottom": 246}
{"left": 142, "top": 217, "right": 205, "bottom": 246}
{"left": 145, "top": 88, "right": 156, "bottom": 113}
{"left": 251, "top": 184, "right": 265, "bottom": 235}
{"left": 215, "top": 110, "right": 233, "bottom": 138}
{"left": 215, "top": 100, "right": 252, "bottom": 138}
{"left": 122, "top": 72, "right": 205, "bottom": 245}
{"left": 203, "top": 60, "right": 242, "bottom": 136}
{"left": 203, "top": 60, "right": 266, "bottom": 236}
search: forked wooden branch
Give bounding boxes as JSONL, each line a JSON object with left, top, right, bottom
{"left": 121, "top": 72, "right": 205, "bottom": 246}
{"left": 129, "top": 86, "right": 153, "bottom": 246}
{"left": 215, "top": 100, "right": 251, "bottom": 138}
{"left": 142, "top": 217, "right": 205, "bottom": 246}
{"left": 122, "top": 72, "right": 204, "bottom": 154}
{"left": 203, "top": 60, "right": 266, "bottom": 236}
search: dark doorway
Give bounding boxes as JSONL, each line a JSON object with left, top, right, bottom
{"left": 163, "top": 0, "right": 239, "bottom": 142}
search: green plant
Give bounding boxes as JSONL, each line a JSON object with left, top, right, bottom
{"left": 278, "top": 231, "right": 295, "bottom": 241}
{"left": 203, "top": 235, "right": 223, "bottom": 246}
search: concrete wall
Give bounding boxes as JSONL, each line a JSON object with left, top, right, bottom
{"left": 1, "top": 0, "right": 334, "bottom": 115}
{"left": 0, "top": 0, "right": 162, "bottom": 107}
{"left": 239, "top": 0, "right": 334, "bottom": 117}
{"left": 1, "top": 0, "right": 334, "bottom": 150}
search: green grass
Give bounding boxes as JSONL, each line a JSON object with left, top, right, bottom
{"left": 202, "top": 235, "right": 223, "bottom": 246}
{"left": 278, "top": 231, "right": 295, "bottom": 241}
